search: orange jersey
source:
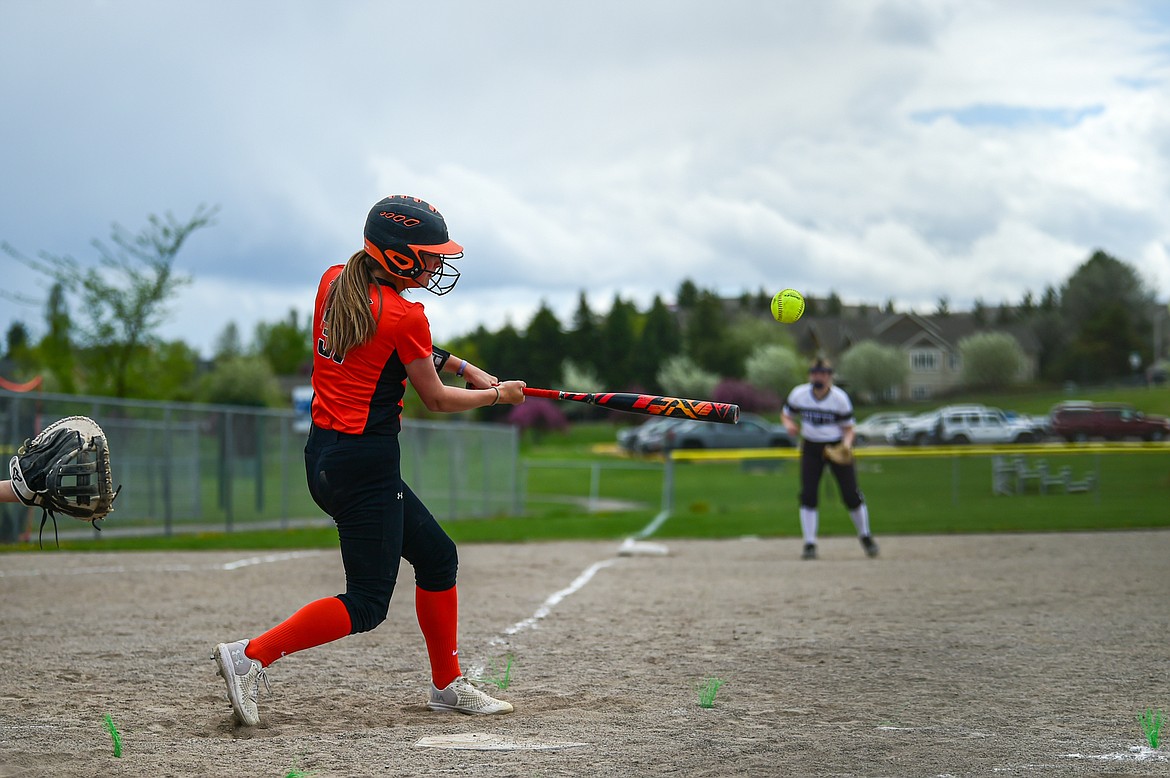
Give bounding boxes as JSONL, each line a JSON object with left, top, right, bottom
{"left": 309, "top": 265, "right": 432, "bottom": 434}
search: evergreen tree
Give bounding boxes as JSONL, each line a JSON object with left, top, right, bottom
{"left": 566, "top": 292, "right": 599, "bottom": 373}
{"left": 972, "top": 298, "right": 987, "bottom": 327}
{"left": 1058, "top": 250, "right": 1153, "bottom": 380}
{"left": 4, "top": 321, "right": 34, "bottom": 369}
{"left": 214, "top": 322, "right": 243, "bottom": 360}
{"left": 686, "top": 290, "right": 738, "bottom": 377}
{"left": 254, "top": 309, "right": 312, "bottom": 375}
{"left": 599, "top": 294, "right": 638, "bottom": 389}
{"left": 40, "top": 282, "right": 76, "bottom": 392}
{"left": 676, "top": 279, "right": 699, "bottom": 309}
{"left": 635, "top": 295, "right": 681, "bottom": 391}
{"left": 825, "top": 291, "right": 843, "bottom": 316}
{"left": 524, "top": 302, "right": 565, "bottom": 388}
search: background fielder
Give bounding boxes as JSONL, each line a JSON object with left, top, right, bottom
{"left": 782, "top": 359, "right": 878, "bottom": 560}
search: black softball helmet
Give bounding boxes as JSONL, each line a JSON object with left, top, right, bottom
{"left": 363, "top": 195, "right": 463, "bottom": 295}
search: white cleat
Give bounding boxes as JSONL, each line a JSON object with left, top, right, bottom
{"left": 212, "top": 638, "right": 269, "bottom": 726}
{"left": 427, "top": 675, "right": 514, "bottom": 715}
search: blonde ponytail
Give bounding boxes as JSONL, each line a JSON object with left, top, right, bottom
{"left": 323, "top": 251, "right": 383, "bottom": 358}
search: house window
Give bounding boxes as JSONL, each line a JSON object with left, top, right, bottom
{"left": 911, "top": 385, "right": 929, "bottom": 400}
{"left": 910, "top": 349, "right": 938, "bottom": 371}
{"left": 949, "top": 353, "right": 961, "bottom": 371}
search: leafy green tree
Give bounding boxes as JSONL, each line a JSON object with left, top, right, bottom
{"left": 839, "top": 341, "right": 908, "bottom": 403}
{"left": 744, "top": 343, "right": 802, "bottom": 395}
{"left": 676, "top": 279, "right": 699, "bottom": 309}
{"left": 958, "top": 332, "right": 1025, "bottom": 390}
{"left": 559, "top": 360, "right": 603, "bottom": 418}
{"left": 254, "top": 309, "right": 311, "bottom": 375}
{"left": 936, "top": 296, "right": 950, "bottom": 316}
{"left": 657, "top": 354, "right": 719, "bottom": 399}
{"left": 560, "top": 359, "right": 602, "bottom": 391}
{"left": 3, "top": 206, "right": 217, "bottom": 397}
{"left": 199, "top": 355, "right": 282, "bottom": 406}
{"left": 128, "top": 340, "right": 201, "bottom": 401}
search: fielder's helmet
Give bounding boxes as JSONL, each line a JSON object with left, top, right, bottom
{"left": 363, "top": 195, "right": 463, "bottom": 295}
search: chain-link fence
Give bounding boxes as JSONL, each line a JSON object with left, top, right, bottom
{"left": 0, "top": 390, "right": 519, "bottom": 541}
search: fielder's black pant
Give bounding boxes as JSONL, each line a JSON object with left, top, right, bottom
{"left": 305, "top": 425, "right": 458, "bottom": 634}
{"left": 799, "top": 439, "right": 865, "bottom": 510}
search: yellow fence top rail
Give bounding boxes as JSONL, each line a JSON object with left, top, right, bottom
{"left": 668, "top": 442, "right": 1170, "bottom": 462}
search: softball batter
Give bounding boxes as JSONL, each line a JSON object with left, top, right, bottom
{"left": 782, "top": 359, "right": 878, "bottom": 560}
{"left": 213, "top": 195, "right": 525, "bottom": 726}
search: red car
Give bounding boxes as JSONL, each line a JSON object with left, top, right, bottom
{"left": 1049, "top": 401, "right": 1170, "bottom": 442}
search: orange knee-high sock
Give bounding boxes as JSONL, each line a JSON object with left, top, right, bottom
{"left": 415, "top": 585, "right": 461, "bottom": 688}
{"left": 245, "top": 596, "right": 352, "bottom": 668}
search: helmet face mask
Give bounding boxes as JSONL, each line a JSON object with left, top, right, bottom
{"left": 363, "top": 195, "right": 463, "bottom": 295}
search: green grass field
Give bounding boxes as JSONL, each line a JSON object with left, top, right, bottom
{"left": 4, "top": 384, "right": 1167, "bottom": 552}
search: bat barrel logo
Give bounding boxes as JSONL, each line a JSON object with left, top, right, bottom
{"left": 524, "top": 388, "right": 739, "bottom": 424}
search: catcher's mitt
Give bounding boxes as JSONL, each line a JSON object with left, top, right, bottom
{"left": 10, "top": 416, "right": 119, "bottom": 546}
{"left": 823, "top": 441, "right": 854, "bottom": 466}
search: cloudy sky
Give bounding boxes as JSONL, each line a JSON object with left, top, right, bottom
{"left": 3, "top": 0, "right": 1169, "bottom": 358}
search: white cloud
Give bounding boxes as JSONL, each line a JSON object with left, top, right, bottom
{"left": 2, "top": 0, "right": 1169, "bottom": 364}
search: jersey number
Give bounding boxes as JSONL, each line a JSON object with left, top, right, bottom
{"left": 317, "top": 308, "right": 344, "bottom": 365}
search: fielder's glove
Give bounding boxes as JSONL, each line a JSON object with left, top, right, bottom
{"left": 823, "top": 442, "right": 854, "bottom": 466}
{"left": 9, "top": 416, "right": 119, "bottom": 546}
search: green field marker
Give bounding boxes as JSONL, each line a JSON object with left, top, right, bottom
{"left": 102, "top": 713, "right": 122, "bottom": 758}
{"left": 697, "top": 677, "right": 725, "bottom": 708}
{"left": 284, "top": 753, "right": 317, "bottom": 778}
{"left": 473, "top": 654, "right": 515, "bottom": 690}
{"left": 1138, "top": 708, "right": 1164, "bottom": 749}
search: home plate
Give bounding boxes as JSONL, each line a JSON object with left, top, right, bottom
{"left": 415, "top": 732, "right": 589, "bottom": 751}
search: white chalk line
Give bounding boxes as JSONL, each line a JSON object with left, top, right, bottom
{"left": 1065, "top": 746, "right": 1168, "bottom": 762}
{"left": 0, "top": 550, "right": 325, "bottom": 578}
{"left": 485, "top": 513, "right": 673, "bottom": 654}
{"left": 492, "top": 558, "right": 622, "bottom": 643}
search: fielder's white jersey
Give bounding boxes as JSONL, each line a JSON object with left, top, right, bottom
{"left": 783, "top": 383, "right": 855, "bottom": 443}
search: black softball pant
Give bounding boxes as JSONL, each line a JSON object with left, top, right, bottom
{"left": 304, "top": 427, "right": 458, "bottom": 634}
{"left": 799, "top": 439, "right": 865, "bottom": 510}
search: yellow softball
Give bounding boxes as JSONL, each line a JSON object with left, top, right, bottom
{"left": 771, "top": 289, "right": 805, "bottom": 324}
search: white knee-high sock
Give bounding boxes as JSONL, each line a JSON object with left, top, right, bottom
{"left": 799, "top": 506, "right": 819, "bottom": 544}
{"left": 849, "top": 504, "right": 871, "bottom": 537}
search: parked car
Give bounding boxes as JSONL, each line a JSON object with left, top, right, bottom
{"left": 638, "top": 413, "right": 794, "bottom": 452}
{"left": 1049, "top": 401, "right": 1170, "bottom": 442}
{"left": 888, "top": 410, "right": 943, "bottom": 446}
{"left": 617, "top": 417, "right": 680, "bottom": 454}
{"left": 890, "top": 405, "right": 1039, "bottom": 445}
{"left": 852, "top": 412, "right": 913, "bottom": 446}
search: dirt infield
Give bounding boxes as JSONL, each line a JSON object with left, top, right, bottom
{"left": 1, "top": 531, "right": 1168, "bottom": 777}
